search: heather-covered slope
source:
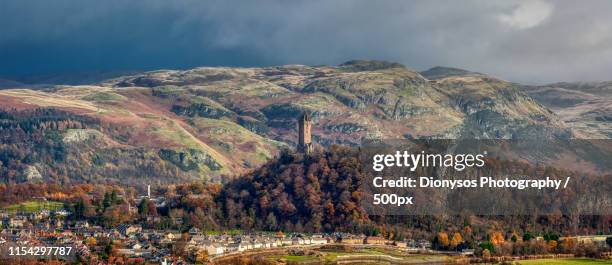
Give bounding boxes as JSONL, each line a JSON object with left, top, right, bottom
{"left": 522, "top": 81, "right": 612, "bottom": 139}
{"left": 0, "top": 61, "right": 576, "bottom": 184}
{"left": 423, "top": 67, "right": 570, "bottom": 139}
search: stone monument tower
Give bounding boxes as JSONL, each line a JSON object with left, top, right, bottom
{"left": 298, "top": 112, "right": 313, "bottom": 154}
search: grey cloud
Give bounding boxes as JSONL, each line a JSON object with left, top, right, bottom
{"left": 1, "top": 0, "right": 612, "bottom": 84}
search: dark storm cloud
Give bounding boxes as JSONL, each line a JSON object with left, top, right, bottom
{"left": 1, "top": 0, "right": 612, "bottom": 83}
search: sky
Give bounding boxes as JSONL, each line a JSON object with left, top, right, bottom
{"left": 1, "top": 0, "right": 612, "bottom": 84}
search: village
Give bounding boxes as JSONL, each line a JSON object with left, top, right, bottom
{"left": 2, "top": 205, "right": 611, "bottom": 264}
{"left": 0, "top": 206, "right": 442, "bottom": 263}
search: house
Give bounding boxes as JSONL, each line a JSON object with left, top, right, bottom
{"left": 365, "top": 236, "right": 386, "bottom": 245}
{"left": 263, "top": 240, "right": 278, "bottom": 248}
{"left": 190, "top": 235, "right": 207, "bottom": 243}
{"left": 417, "top": 239, "right": 431, "bottom": 249}
{"left": 160, "top": 233, "right": 179, "bottom": 245}
{"left": 562, "top": 235, "right": 612, "bottom": 247}
{"left": 116, "top": 224, "right": 142, "bottom": 236}
{"left": 130, "top": 242, "right": 143, "bottom": 250}
{"left": 6, "top": 217, "right": 27, "bottom": 228}
{"left": 393, "top": 241, "right": 407, "bottom": 248}
{"left": 237, "top": 242, "right": 250, "bottom": 252}
{"left": 292, "top": 237, "right": 305, "bottom": 245}
{"left": 310, "top": 236, "right": 328, "bottom": 245}
{"left": 341, "top": 235, "right": 366, "bottom": 245}
{"left": 75, "top": 221, "right": 90, "bottom": 229}
{"left": 281, "top": 238, "right": 293, "bottom": 246}
{"left": 251, "top": 241, "right": 263, "bottom": 249}
{"left": 51, "top": 218, "right": 63, "bottom": 229}
{"left": 54, "top": 210, "right": 71, "bottom": 217}
{"left": 164, "top": 232, "right": 180, "bottom": 241}
{"left": 29, "top": 210, "right": 50, "bottom": 220}
{"left": 461, "top": 249, "right": 475, "bottom": 256}
{"left": 225, "top": 243, "right": 239, "bottom": 253}
{"left": 206, "top": 244, "right": 224, "bottom": 256}
{"left": 117, "top": 249, "right": 136, "bottom": 256}
{"left": 188, "top": 227, "right": 200, "bottom": 235}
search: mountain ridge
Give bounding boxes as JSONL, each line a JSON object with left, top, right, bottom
{"left": 0, "top": 60, "right": 585, "bottom": 184}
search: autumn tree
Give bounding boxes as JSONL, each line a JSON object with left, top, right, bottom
{"left": 450, "top": 232, "right": 463, "bottom": 250}
{"left": 86, "top": 237, "right": 97, "bottom": 248}
{"left": 435, "top": 232, "right": 449, "bottom": 249}
{"left": 102, "top": 205, "right": 131, "bottom": 227}
{"left": 548, "top": 240, "right": 558, "bottom": 253}
{"left": 195, "top": 249, "right": 208, "bottom": 263}
{"left": 74, "top": 197, "right": 95, "bottom": 219}
{"left": 490, "top": 231, "right": 505, "bottom": 246}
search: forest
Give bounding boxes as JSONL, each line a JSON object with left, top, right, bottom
{"left": 1, "top": 144, "right": 610, "bottom": 238}
{"left": 0, "top": 108, "right": 211, "bottom": 184}
{"left": 1, "top": 108, "right": 611, "bottom": 257}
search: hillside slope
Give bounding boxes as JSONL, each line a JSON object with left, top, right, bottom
{"left": 522, "top": 81, "right": 612, "bottom": 138}
{"left": 0, "top": 61, "right": 575, "bottom": 184}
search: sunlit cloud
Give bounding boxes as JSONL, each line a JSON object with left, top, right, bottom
{"left": 498, "top": 0, "right": 553, "bottom": 29}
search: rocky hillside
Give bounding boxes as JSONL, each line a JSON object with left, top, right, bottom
{"left": 420, "top": 67, "right": 570, "bottom": 139}
{"left": 522, "top": 81, "right": 612, "bottom": 138}
{"left": 0, "top": 61, "right": 576, "bottom": 184}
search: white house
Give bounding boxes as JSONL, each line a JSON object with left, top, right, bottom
{"left": 131, "top": 242, "right": 142, "bottom": 250}
{"left": 292, "top": 237, "right": 305, "bottom": 245}
{"left": 252, "top": 242, "right": 263, "bottom": 249}
{"left": 238, "top": 242, "right": 250, "bottom": 252}
{"left": 225, "top": 243, "right": 239, "bottom": 253}
{"left": 281, "top": 238, "right": 293, "bottom": 246}
{"left": 311, "top": 237, "right": 328, "bottom": 245}
{"left": 206, "top": 244, "right": 225, "bottom": 256}
{"left": 54, "top": 209, "right": 71, "bottom": 216}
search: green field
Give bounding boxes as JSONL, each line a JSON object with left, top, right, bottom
{"left": 516, "top": 258, "right": 612, "bottom": 265}
{"left": 205, "top": 229, "right": 243, "bottom": 236}
{"left": 284, "top": 255, "right": 319, "bottom": 262}
{"left": 81, "top": 91, "right": 126, "bottom": 102}
{"left": 4, "top": 201, "right": 64, "bottom": 213}
{"left": 271, "top": 248, "right": 453, "bottom": 264}
{"left": 268, "top": 254, "right": 320, "bottom": 263}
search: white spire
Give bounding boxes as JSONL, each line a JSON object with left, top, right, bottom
{"left": 147, "top": 185, "right": 151, "bottom": 198}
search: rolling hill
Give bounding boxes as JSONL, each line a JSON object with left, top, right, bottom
{"left": 0, "top": 61, "right": 579, "bottom": 184}
{"left": 522, "top": 81, "right": 612, "bottom": 139}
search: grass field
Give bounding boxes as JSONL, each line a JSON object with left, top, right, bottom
{"left": 205, "top": 229, "right": 243, "bottom": 236}
{"left": 318, "top": 249, "right": 452, "bottom": 264}
{"left": 516, "top": 258, "right": 612, "bottom": 264}
{"left": 4, "top": 201, "right": 64, "bottom": 213}
{"left": 283, "top": 255, "right": 319, "bottom": 262}
{"left": 81, "top": 91, "right": 126, "bottom": 102}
